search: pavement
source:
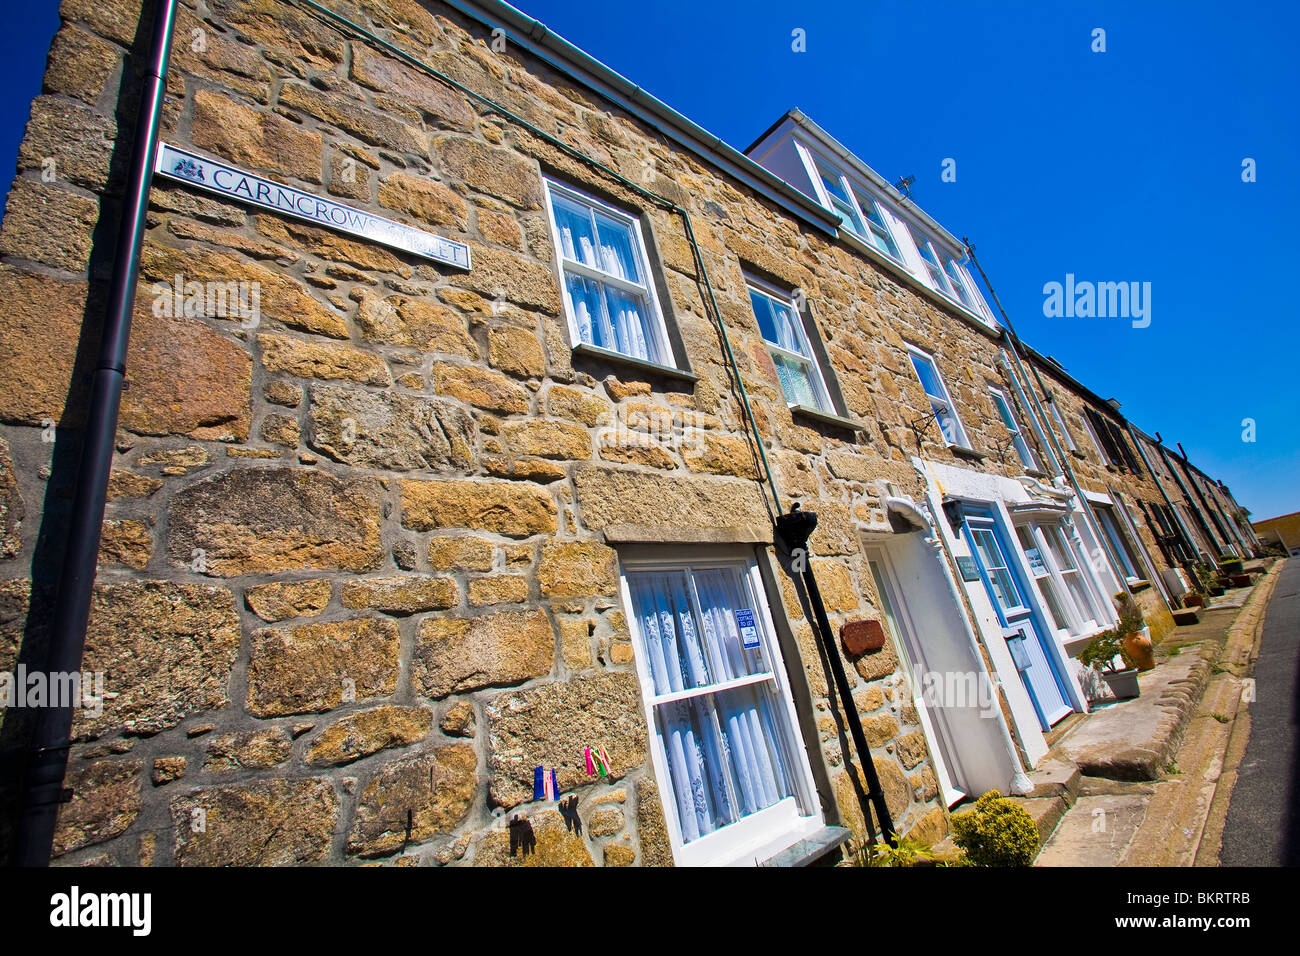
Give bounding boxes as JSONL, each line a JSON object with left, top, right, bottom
{"left": 1023, "top": 559, "right": 1284, "bottom": 867}
{"left": 1219, "top": 558, "right": 1300, "bottom": 865}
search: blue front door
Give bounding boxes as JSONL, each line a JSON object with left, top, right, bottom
{"left": 963, "top": 512, "right": 1073, "bottom": 730}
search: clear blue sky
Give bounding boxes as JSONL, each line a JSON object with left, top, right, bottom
{"left": 1, "top": 0, "right": 1296, "bottom": 521}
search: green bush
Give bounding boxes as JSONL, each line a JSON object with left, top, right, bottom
{"left": 950, "top": 790, "right": 1039, "bottom": 867}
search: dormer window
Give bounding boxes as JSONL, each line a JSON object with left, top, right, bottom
{"left": 942, "top": 257, "right": 977, "bottom": 309}
{"left": 811, "top": 158, "right": 901, "bottom": 261}
{"left": 813, "top": 159, "right": 865, "bottom": 236}
{"left": 854, "top": 190, "right": 901, "bottom": 260}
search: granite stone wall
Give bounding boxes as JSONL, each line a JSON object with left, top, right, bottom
{"left": 0, "top": 0, "right": 1222, "bottom": 866}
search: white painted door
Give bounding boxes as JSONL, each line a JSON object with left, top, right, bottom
{"left": 867, "top": 548, "right": 966, "bottom": 807}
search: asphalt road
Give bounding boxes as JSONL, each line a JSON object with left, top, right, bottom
{"left": 1220, "top": 559, "right": 1300, "bottom": 866}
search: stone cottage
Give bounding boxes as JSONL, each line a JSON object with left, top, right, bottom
{"left": 0, "top": 0, "right": 1260, "bottom": 866}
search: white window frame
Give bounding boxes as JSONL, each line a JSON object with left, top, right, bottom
{"left": 542, "top": 178, "right": 677, "bottom": 369}
{"left": 907, "top": 226, "right": 961, "bottom": 300}
{"left": 1015, "top": 520, "right": 1103, "bottom": 639}
{"left": 745, "top": 274, "right": 835, "bottom": 414}
{"left": 941, "top": 255, "right": 978, "bottom": 310}
{"left": 1094, "top": 504, "right": 1142, "bottom": 583}
{"left": 619, "top": 553, "right": 825, "bottom": 867}
{"left": 810, "top": 156, "right": 867, "bottom": 236}
{"left": 907, "top": 345, "right": 970, "bottom": 449}
{"left": 989, "top": 386, "right": 1039, "bottom": 471}
{"left": 850, "top": 187, "right": 903, "bottom": 261}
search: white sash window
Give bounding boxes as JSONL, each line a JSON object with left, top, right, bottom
{"left": 543, "top": 179, "right": 674, "bottom": 367}
{"left": 621, "top": 556, "right": 823, "bottom": 866}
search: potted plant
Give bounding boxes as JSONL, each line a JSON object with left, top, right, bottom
{"left": 1079, "top": 627, "right": 1140, "bottom": 699}
{"left": 1113, "top": 591, "right": 1154, "bottom": 671}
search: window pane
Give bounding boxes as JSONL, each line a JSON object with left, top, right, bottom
{"left": 858, "top": 195, "right": 900, "bottom": 258}
{"left": 972, "top": 529, "right": 1019, "bottom": 610}
{"left": 552, "top": 193, "right": 598, "bottom": 267}
{"left": 1061, "top": 571, "right": 1094, "bottom": 624}
{"left": 944, "top": 259, "right": 974, "bottom": 306}
{"left": 1035, "top": 580, "right": 1071, "bottom": 633}
{"left": 594, "top": 212, "right": 641, "bottom": 283}
{"left": 817, "top": 165, "right": 864, "bottom": 233}
{"left": 768, "top": 299, "right": 803, "bottom": 354}
{"left": 910, "top": 353, "right": 943, "bottom": 398}
{"left": 628, "top": 571, "right": 717, "bottom": 694}
{"left": 1098, "top": 509, "right": 1138, "bottom": 578}
{"left": 565, "top": 272, "right": 610, "bottom": 349}
{"left": 992, "top": 392, "right": 1017, "bottom": 432}
{"left": 933, "top": 403, "right": 960, "bottom": 444}
{"left": 774, "top": 352, "right": 820, "bottom": 408}
{"left": 691, "top": 567, "right": 770, "bottom": 681}
{"left": 748, "top": 289, "right": 777, "bottom": 343}
{"left": 655, "top": 683, "right": 794, "bottom": 844}
{"left": 603, "top": 285, "right": 653, "bottom": 361}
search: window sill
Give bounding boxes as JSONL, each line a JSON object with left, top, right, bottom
{"left": 1128, "top": 578, "right": 1152, "bottom": 593}
{"left": 1069, "top": 449, "right": 1088, "bottom": 460}
{"left": 790, "top": 403, "right": 866, "bottom": 432}
{"left": 949, "top": 445, "right": 987, "bottom": 462}
{"left": 757, "top": 825, "right": 851, "bottom": 867}
{"left": 572, "top": 342, "right": 698, "bottom": 384}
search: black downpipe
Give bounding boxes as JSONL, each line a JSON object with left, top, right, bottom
{"left": 775, "top": 506, "right": 896, "bottom": 845}
{"left": 16, "top": 0, "right": 179, "bottom": 867}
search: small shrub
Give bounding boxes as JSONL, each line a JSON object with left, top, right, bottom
{"left": 949, "top": 790, "right": 1038, "bottom": 867}
{"left": 853, "top": 832, "right": 938, "bottom": 867}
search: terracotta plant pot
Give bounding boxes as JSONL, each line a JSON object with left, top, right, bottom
{"left": 1122, "top": 626, "right": 1155, "bottom": 672}
{"left": 1184, "top": 593, "right": 1204, "bottom": 608}
{"left": 1102, "top": 668, "right": 1141, "bottom": 700}
{"left": 1229, "top": 573, "right": 1253, "bottom": 588}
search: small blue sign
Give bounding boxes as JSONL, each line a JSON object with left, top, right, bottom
{"left": 736, "top": 609, "right": 760, "bottom": 648}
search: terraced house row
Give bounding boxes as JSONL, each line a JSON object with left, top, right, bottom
{"left": 0, "top": 0, "right": 1263, "bottom": 866}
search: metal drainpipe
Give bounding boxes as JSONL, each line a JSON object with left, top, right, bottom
{"left": 15, "top": 0, "right": 180, "bottom": 866}
{"left": 775, "top": 508, "right": 896, "bottom": 843}
{"left": 964, "top": 242, "right": 1132, "bottom": 600}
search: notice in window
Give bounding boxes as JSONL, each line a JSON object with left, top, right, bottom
{"left": 735, "top": 608, "right": 760, "bottom": 648}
